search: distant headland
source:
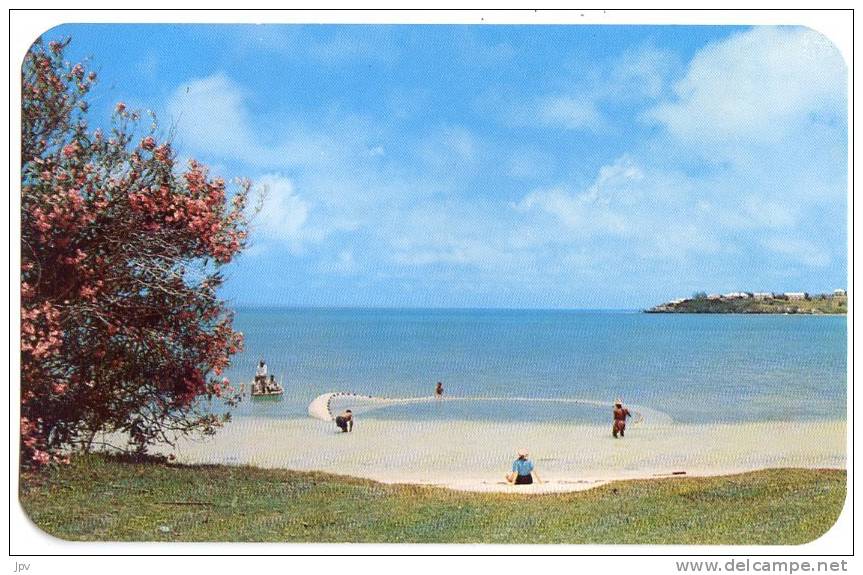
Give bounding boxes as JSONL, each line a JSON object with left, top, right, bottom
{"left": 646, "top": 290, "right": 847, "bottom": 314}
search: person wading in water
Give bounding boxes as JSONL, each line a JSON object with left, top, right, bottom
{"left": 612, "top": 399, "right": 631, "bottom": 438}
{"left": 335, "top": 409, "right": 354, "bottom": 433}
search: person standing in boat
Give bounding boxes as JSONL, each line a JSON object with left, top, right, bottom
{"left": 335, "top": 409, "right": 354, "bottom": 433}
{"left": 254, "top": 359, "right": 268, "bottom": 394}
{"left": 612, "top": 399, "right": 632, "bottom": 438}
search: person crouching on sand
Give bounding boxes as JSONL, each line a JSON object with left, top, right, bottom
{"left": 612, "top": 399, "right": 631, "bottom": 438}
{"left": 506, "top": 448, "right": 541, "bottom": 485}
{"left": 335, "top": 409, "right": 353, "bottom": 433}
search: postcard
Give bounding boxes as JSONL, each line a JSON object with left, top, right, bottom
{"left": 16, "top": 13, "right": 849, "bottom": 549}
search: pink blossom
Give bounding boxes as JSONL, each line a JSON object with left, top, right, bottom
{"left": 153, "top": 144, "right": 171, "bottom": 163}
{"left": 62, "top": 142, "right": 79, "bottom": 158}
{"left": 31, "top": 450, "right": 50, "bottom": 465}
{"left": 79, "top": 285, "right": 97, "bottom": 299}
{"left": 21, "top": 38, "right": 252, "bottom": 466}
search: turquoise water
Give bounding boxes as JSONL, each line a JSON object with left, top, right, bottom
{"left": 220, "top": 308, "right": 847, "bottom": 424}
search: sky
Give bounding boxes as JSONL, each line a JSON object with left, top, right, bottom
{"left": 46, "top": 23, "right": 848, "bottom": 309}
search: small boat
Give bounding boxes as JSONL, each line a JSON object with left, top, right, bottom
{"left": 251, "top": 385, "right": 283, "bottom": 397}
{"left": 251, "top": 373, "right": 284, "bottom": 397}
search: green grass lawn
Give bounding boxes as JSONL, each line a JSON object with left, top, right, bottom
{"left": 19, "top": 455, "right": 845, "bottom": 544}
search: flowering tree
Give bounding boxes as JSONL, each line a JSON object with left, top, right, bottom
{"left": 21, "top": 37, "right": 252, "bottom": 466}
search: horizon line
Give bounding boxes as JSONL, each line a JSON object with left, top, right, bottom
{"left": 228, "top": 304, "right": 646, "bottom": 312}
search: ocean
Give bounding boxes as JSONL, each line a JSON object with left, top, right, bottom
{"left": 219, "top": 308, "right": 847, "bottom": 425}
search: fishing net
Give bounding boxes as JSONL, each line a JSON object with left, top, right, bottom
{"left": 309, "top": 392, "right": 671, "bottom": 425}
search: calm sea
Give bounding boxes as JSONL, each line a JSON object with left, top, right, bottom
{"left": 219, "top": 308, "right": 847, "bottom": 424}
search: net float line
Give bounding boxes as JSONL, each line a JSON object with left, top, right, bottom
{"left": 308, "top": 392, "right": 672, "bottom": 426}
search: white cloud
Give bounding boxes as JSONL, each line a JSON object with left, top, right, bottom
{"left": 418, "top": 126, "right": 477, "bottom": 168}
{"left": 506, "top": 148, "right": 555, "bottom": 180}
{"left": 514, "top": 156, "right": 644, "bottom": 235}
{"left": 316, "top": 249, "right": 358, "bottom": 275}
{"left": 167, "top": 74, "right": 349, "bottom": 168}
{"left": 497, "top": 42, "right": 675, "bottom": 136}
{"left": 230, "top": 26, "right": 400, "bottom": 67}
{"left": 608, "top": 43, "right": 678, "bottom": 100}
{"left": 515, "top": 187, "right": 585, "bottom": 228}
{"left": 391, "top": 243, "right": 498, "bottom": 267}
{"left": 537, "top": 95, "right": 606, "bottom": 132}
{"left": 649, "top": 222, "right": 721, "bottom": 260}
{"left": 166, "top": 27, "right": 845, "bottom": 301}
{"left": 383, "top": 200, "right": 521, "bottom": 271}
{"left": 620, "top": 25, "right": 847, "bottom": 274}
{"left": 740, "top": 196, "right": 797, "bottom": 229}
{"left": 307, "top": 29, "right": 400, "bottom": 66}
{"left": 167, "top": 74, "right": 409, "bottom": 253}
{"left": 511, "top": 154, "right": 742, "bottom": 265}
{"left": 648, "top": 27, "right": 846, "bottom": 148}
{"left": 167, "top": 74, "right": 509, "bottom": 273}
{"left": 762, "top": 236, "right": 830, "bottom": 268}
{"left": 510, "top": 138, "right": 841, "bottom": 272}
{"left": 590, "top": 156, "right": 645, "bottom": 196}
{"left": 167, "top": 74, "right": 258, "bottom": 161}
{"left": 250, "top": 174, "right": 312, "bottom": 253}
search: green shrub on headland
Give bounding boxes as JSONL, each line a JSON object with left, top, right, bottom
{"left": 647, "top": 294, "right": 847, "bottom": 314}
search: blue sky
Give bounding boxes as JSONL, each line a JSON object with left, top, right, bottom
{"left": 47, "top": 24, "right": 848, "bottom": 308}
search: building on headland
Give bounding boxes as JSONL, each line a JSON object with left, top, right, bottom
{"left": 647, "top": 289, "right": 845, "bottom": 314}
{"left": 648, "top": 289, "right": 845, "bottom": 314}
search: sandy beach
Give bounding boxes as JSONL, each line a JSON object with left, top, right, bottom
{"left": 156, "top": 416, "right": 846, "bottom": 494}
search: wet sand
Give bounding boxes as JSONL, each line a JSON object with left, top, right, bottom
{"left": 155, "top": 417, "right": 846, "bottom": 494}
